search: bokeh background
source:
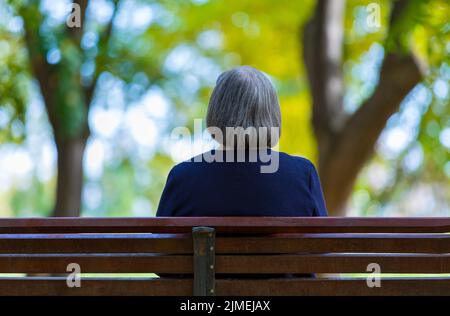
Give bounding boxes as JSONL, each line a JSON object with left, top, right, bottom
{"left": 0, "top": 0, "right": 448, "bottom": 218}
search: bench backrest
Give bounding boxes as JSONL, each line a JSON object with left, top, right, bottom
{"left": 0, "top": 217, "right": 449, "bottom": 296}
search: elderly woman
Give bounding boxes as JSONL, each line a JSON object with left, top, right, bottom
{"left": 157, "top": 66, "right": 327, "bottom": 217}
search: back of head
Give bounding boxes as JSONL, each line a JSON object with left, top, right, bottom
{"left": 206, "top": 66, "right": 281, "bottom": 149}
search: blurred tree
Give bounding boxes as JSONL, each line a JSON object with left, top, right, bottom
{"left": 15, "top": 0, "right": 113, "bottom": 216}
{"left": 303, "top": 0, "right": 445, "bottom": 214}
{"left": 1, "top": 0, "right": 168, "bottom": 216}
{"left": 160, "top": 0, "right": 448, "bottom": 215}
{"left": 0, "top": 0, "right": 448, "bottom": 217}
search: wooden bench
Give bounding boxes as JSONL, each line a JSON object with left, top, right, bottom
{"left": 0, "top": 217, "right": 449, "bottom": 296}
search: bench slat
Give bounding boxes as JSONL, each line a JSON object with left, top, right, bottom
{"left": 0, "top": 217, "right": 449, "bottom": 233}
{"left": 0, "top": 253, "right": 449, "bottom": 273}
{"left": 0, "top": 277, "right": 192, "bottom": 296}
{"left": 216, "top": 278, "right": 450, "bottom": 296}
{"left": 215, "top": 254, "right": 450, "bottom": 273}
{"left": 0, "top": 254, "right": 192, "bottom": 273}
{"left": 0, "top": 234, "right": 192, "bottom": 254}
{"left": 1, "top": 233, "right": 449, "bottom": 254}
{"left": 216, "top": 234, "right": 450, "bottom": 254}
{"left": 0, "top": 277, "right": 449, "bottom": 296}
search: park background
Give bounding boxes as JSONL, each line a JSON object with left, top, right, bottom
{"left": 0, "top": 0, "right": 448, "bottom": 218}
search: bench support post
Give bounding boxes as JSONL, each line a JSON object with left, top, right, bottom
{"left": 193, "top": 226, "right": 215, "bottom": 296}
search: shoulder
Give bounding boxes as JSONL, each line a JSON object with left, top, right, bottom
{"left": 277, "top": 151, "right": 316, "bottom": 171}
{"left": 166, "top": 152, "right": 207, "bottom": 179}
{"left": 167, "top": 161, "right": 191, "bottom": 180}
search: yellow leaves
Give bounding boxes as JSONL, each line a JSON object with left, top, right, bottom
{"left": 155, "top": 0, "right": 320, "bottom": 161}
{"left": 278, "top": 92, "right": 317, "bottom": 162}
{"left": 411, "top": 25, "right": 430, "bottom": 69}
{"left": 217, "top": 1, "right": 307, "bottom": 79}
{"left": 410, "top": 0, "right": 449, "bottom": 69}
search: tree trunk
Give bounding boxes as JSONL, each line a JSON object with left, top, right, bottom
{"left": 53, "top": 136, "right": 88, "bottom": 217}
{"left": 303, "top": 0, "right": 423, "bottom": 215}
{"left": 20, "top": 0, "right": 117, "bottom": 218}
{"left": 318, "top": 54, "right": 422, "bottom": 214}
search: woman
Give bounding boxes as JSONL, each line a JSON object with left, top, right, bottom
{"left": 157, "top": 66, "right": 327, "bottom": 217}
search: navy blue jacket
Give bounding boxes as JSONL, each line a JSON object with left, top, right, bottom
{"left": 156, "top": 150, "right": 327, "bottom": 217}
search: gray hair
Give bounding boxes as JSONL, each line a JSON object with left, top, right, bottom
{"left": 206, "top": 66, "right": 281, "bottom": 148}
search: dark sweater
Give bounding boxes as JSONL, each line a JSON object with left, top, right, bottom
{"left": 157, "top": 150, "right": 327, "bottom": 217}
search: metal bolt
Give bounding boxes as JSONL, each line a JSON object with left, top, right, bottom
{"left": 210, "top": 246, "right": 214, "bottom": 251}
{"left": 210, "top": 265, "right": 214, "bottom": 269}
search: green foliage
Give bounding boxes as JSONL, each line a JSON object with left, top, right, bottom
{"left": 0, "top": 0, "right": 448, "bottom": 216}
{"left": 0, "top": 6, "right": 30, "bottom": 143}
{"left": 9, "top": 176, "right": 54, "bottom": 217}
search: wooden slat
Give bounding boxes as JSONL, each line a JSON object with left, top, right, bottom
{"left": 0, "top": 234, "right": 192, "bottom": 254}
{"left": 0, "top": 277, "right": 449, "bottom": 296}
{"left": 215, "top": 278, "right": 450, "bottom": 296}
{"left": 216, "top": 233, "right": 450, "bottom": 254}
{"left": 214, "top": 254, "right": 450, "bottom": 273}
{"left": 0, "top": 217, "right": 449, "bottom": 234}
{"left": 0, "top": 254, "right": 192, "bottom": 273}
{"left": 1, "top": 233, "right": 448, "bottom": 254}
{"left": 1, "top": 253, "right": 449, "bottom": 274}
{"left": 0, "top": 277, "right": 192, "bottom": 296}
